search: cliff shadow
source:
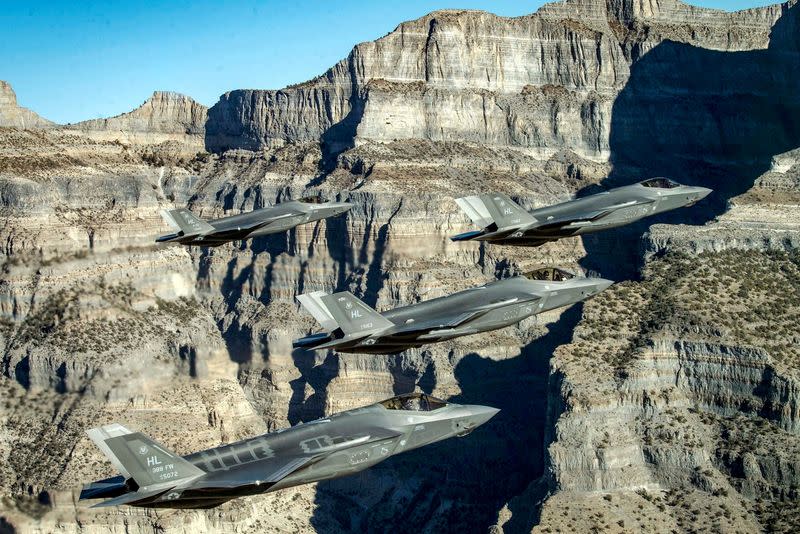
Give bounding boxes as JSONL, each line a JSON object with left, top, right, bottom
{"left": 215, "top": 233, "right": 291, "bottom": 364}
{"left": 287, "top": 349, "right": 339, "bottom": 425}
{"left": 308, "top": 303, "right": 584, "bottom": 532}
{"left": 582, "top": 2, "right": 800, "bottom": 279}
{"left": 362, "top": 200, "right": 402, "bottom": 308}
{"left": 312, "top": 56, "right": 367, "bottom": 184}
{"left": 324, "top": 208, "right": 355, "bottom": 292}
{"left": 203, "top": 90, "right": 263, "bottom": 153}
{"left": 316, "top": 96, "right": 365, "bottom": 179}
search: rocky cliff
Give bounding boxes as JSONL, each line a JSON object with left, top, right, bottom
{"left": 0, "top": 81, "right": 54, "bottom": 129}
{"left": 204, "top": 0, "right": 794, "bottom": 168}
{"left": 67, "top": 91, "right": 208, "bottom": 152}
{"left": 2, "top": 0, "right": 800, "bottom": 532}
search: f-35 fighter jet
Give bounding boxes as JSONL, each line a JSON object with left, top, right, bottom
{"left": 294, "top": 267, "right": 612, "bottom": 354}
{"left": 80, "top": 393, "right": 498, "bottom": 509}
{"left": 156, "top": 197, "right": 352, "bottom": 247}
{"left": 451, "top": 178, "right": 712, "bottom": 247}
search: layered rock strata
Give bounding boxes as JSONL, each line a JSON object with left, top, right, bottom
{"left": 0, "top": 81, "right": 54, "bottom": 129}
{"left": 1, "top": 0, "right": 800, "bottom": 532}
{"left": 67, "top": 91, "right": 208, "bottom": 152}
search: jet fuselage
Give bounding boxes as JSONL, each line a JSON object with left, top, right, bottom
{"left": 295, "top": 271, "right": 612, "bottom": 354}
{"left": 451, "top": 179, "right": 712, "bottom": 247}
{"left": 80, "top": 395, "right": 498, "bottom": 509}
{"left": 156, "top": 199, "right": 352, "bottom": 247}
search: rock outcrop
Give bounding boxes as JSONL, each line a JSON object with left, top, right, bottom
{"left": 2, "top": 0, "right": 800, "bottom": 532}
{"left": 204, "top": 0, "right": 796, "bottom": 171}
{"left": 67, "top": 91, "right": 208, "bottom": 151}
{"left": 0, "top": 81, "right": 54, "bottom": 129}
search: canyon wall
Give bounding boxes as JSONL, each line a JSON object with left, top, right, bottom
{"left": 67, "top": 91, "right": 208, "bottom": 152}
{"left": 0, "top": 81, "right": 54, "bottom": 129}
{"left": 1, "top": 0, "right": 799, "bottom": 532}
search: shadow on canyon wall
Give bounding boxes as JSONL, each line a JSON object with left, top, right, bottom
{"left": 317, "top": 65, "right": 365, "bottom": 179}
{"left": 582, "top": 2, "right": 800, "bottom": 280}
{"left": 203, "top": 91, "right": 263, "bottom": 153}
{"left": 287, "top": 349, "right": 438, "bottom": 427}
{"left": 288, "top": 350, "right": 339, "bottom": 425}
{"left": 213, "top": 231, "right": 292, "bottom": 364}
{"left": 308, "top": 304, "right": 583, "bottom": 533}
{"left": 194, "top": 5, "right": 800, "bottom": 531}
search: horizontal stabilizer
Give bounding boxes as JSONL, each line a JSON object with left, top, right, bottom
{"left": 90, "top": 488, "right": 167, "bottom": 508}
{"left": 313, "top": 331, "right": 375, "bottom": 350}
{"left": 293, "top": 332, "right": 333, "bottom": 349}
{"left": 450, "top": 230, "right": 486, "bottom": 242}
{"left": 80, "top": 475, "right": 127, "bottom": 501}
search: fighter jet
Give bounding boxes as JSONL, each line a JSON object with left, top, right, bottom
{"left": 293, "top": 267, "right": 612, "bottom": 354}
{"left": 80, "top": 393, "right": 498, "bottom": 509}
{"left": 156, "top": 196, "right": 352, "bottom": 247}
{"left": 450, "top": 178, "right": 712, "bottom": 247}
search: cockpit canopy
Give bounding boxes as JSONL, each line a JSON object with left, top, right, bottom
{"left": 640, "top": 178, "right": 681, "bottom": 189}
{"left": 380, "top": 393, "right": 448, "bottom": 412}
{"left": 298, "top": 196, "right": 326, "bottom": 204}
{"left": 523, "top": 267, "right": 576, "bottom": 282}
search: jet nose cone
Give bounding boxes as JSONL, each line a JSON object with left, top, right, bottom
{"left": 683, "top": 186, "right": 712, "bottom": 205}
{"left": 579, "top": 277, "right": 613, "bottom": 298}
{"left": 594, "top": 278, "right": 614, "bottom": 293}
{"left": 468, "top": 405, "right": 500, "bottom": 427}
{"left": 333, "top": 202, "right": 354, "bottom": 215}
{"left": 697, "top": 187, "right": 713, "bottom": 200}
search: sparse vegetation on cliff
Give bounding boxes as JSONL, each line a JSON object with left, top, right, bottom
{"left": 574, "top": 250, "right": 800, "bottom": 377}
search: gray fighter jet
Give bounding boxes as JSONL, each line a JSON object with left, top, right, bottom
{"left": 156, "top": 197, "right": 352, "bottom": 247}
{"left": 450, "top": 178, "right": 712, "bottom": 247}
{"left": 79, "top": 393, "right": 498, "bottom": 509}
{"left": 293, "top": 267, "right": 612, "bottom": 354}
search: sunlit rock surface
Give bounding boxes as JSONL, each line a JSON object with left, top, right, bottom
{"left": 2, "top": 0, "right": 800, "bottom": 532}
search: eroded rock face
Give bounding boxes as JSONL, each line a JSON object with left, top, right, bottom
{"left": 66, "top": 91, "right": 208, "bottom": 151}
{"left": 0, "top": 81, "right": 54, "bottom": 129}
{"left": 2, "top": 0, "right": 800, "bottom": 532}
{"left": 204, "top": 0, "right": 796, "bottom": 168}
{"left": 205, "top": 7, "right": 628, "bottom": 159}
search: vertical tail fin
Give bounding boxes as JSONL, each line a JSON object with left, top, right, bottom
{"left": 297, "top": 291, "right": 392, "bottom": 335}
{"left": 297, "top": 291, "right": 339, "bottom": 331}
{"left": 86, "top": 424, "right": 204, "bottom": 493}
{"left": 455, "top": 194, "right": 536, "bottom": 231}
{"left": 159, "top": 208, "right": 215, "bottom": 237}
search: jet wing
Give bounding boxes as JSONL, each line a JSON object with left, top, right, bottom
{"left": 189, "top": 432, "right": 402, "bottom": 491}
{"left": 391, "top": 310, "right": 487, "bottom": 336}
{"left": 245, "top": 211, "right": 305, "bottom": 228}
{"left": 392, "top": 294, "right": 540, "bottom": 336}
{"left": 531, "top": 199, "right": 654, "bottom": 232}
{"left": 89, "top": 455, "right": 324, "bottom": 508}
{"left": 206, "top": 212, "right": 302, "bottom": 238}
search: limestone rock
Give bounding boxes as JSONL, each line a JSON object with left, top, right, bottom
{"left": 66, "top": 91, "right": 207, "bottom": 151}
{"left": 3, "top": 0, "right": 800, "bottom": 532}
{"left": 0, "top": 81, "right": 54, "bottom": 129}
